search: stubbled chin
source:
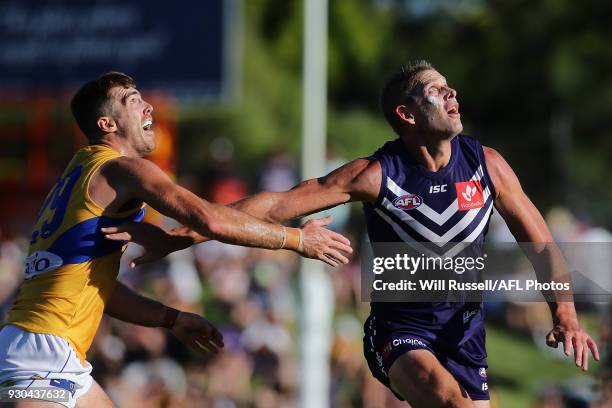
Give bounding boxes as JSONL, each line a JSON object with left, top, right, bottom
{"left": 138, "top": 135, "right": 156, "bottom": 155}
{"left": 143, "top": 142, "right": 156, "bottom": 155}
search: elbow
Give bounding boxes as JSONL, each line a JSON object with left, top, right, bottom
{"left": 205, "top": 218, "right": 224, "bottom": 239}
{"left": 266, "top": 206, "right": 283, "bottom": 224}
{"left": 185, "top": 204, "right": 224, "bottom": 239}
{"left": 198, "top": 208, "right": 226, "bottom": 239}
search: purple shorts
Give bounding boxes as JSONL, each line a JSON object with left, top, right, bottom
{"left": 363, "top": 314, "right": 490, "bottom": 401}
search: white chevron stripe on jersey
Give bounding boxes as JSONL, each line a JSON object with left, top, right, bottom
{"left": 385, "top": 166, "right": 486, "bottom": 226}
{"left": 382, "top": 193, "right": 490, "bottom": 246}
{"left": 442, "top": 201, "right": 493, "bottom": 258}
{"left": 375, "top": 200, "right": 493, "bottom": 258}
{"left": 373, "top": 208, "right": 440, "bottom": 257}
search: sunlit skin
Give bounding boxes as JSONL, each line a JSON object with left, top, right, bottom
{"left": 103, "top": 68, "right": 600, "bottom": 408}
{"left": 7, "top": 66, "right": 356, "bottom": 408}
{"left": 96, "top": 86, "right": 156, "bottom": 158}
{"left": 400, "top": 69, "right": 463, "bottom": 138}
{"left": 390, "top": 69, "right": 466, "bottom": 176}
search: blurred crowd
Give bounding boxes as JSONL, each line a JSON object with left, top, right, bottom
{"left": 0, "top": 150, "right": 611, "bottom": 408}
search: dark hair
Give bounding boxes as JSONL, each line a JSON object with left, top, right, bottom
{"left": 71, "top": 72, "right": 135, "bottom": 141}
{"left": 380, "top": 60, "right": 436, "bottom": 135}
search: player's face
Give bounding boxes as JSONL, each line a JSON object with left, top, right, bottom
{"left": 409, "top": 69, "right": 462, "bottom": 137}
{"left": 109, "top": 86, "right": 155, "bottom": 156}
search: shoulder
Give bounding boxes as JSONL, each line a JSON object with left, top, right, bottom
{"left": 482, "top": 146, "right": 522, "bottom": 198}
{"left": 346, "top": 158, "right": 382, "bottom": 203}
{"left": 101, "top": 156, "right": 160, "bottom": 176}
{"left": 98, "top": 156, "right": 166, "bottom": 187}
{"left": 482, "top": 146, "right": 508, "bottom": 174}
{"left": 313, "top": 158, "right": 381, "bottom": 204}
{"left": 320, "top": 158, "right": 380, "bottom": 186}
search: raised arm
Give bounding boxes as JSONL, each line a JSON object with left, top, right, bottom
{"left": 105, "top": 281, "right": 223, "bottom": 354}
{"left": 229, "top": 158, "right": 381, "bottom": 222}
{"left": 103, "top": 158, "right": 381, "bottom": 264}
{"left": 96, "top": 156, "right": 352, "bottom": 265}
{"left": 484, "top": 146, "right": 599, "bottom": 370}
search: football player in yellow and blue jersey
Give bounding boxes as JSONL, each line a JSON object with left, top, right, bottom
{"left": 104, "top": 63, "right": 602, "bottom": 408}
{"left": 0, "top": 72, "right": 352, "bottom": 408}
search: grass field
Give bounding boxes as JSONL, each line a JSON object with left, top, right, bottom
{"left": 486, "top": 323, "right": 599, "bottom": 407}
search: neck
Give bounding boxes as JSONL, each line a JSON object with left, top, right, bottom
{"left": 92, "top": 134, "right": 140, "bottom": 158}
{"left": 400, "top": 133, "right": 455, "bottom": 172}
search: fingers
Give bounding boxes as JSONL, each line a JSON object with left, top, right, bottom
{"left": 101, "top": 224, "right": 135, "bottom": 241}
{"left": 309, "top": 216, "right": 333, "bottom": 227}
{"left": 573, "top": 336, "right": 583, "bottom": 368}
{"left": 546, "top": 331, "right": 558, "bottom": 348}
{"left": 550, "top": 326, "right": 600, "bottom": 371}
{"left": 320, "top": 254, "right": 340, "bottom": 267}
{"left": 130, "top": 254, "right": 157, "bottom": 268}
{"left": 330, "top": 242, "right": 353, "bottom": 258}
{"left": 326, "top": 249, "right": 350, "bottom": 265}
{"left": 569, "top": 333, "right": 599, "bottom": 371}
{"left": 328, "top": 230, "right": 351, "bottom": 247}
{"left": 193, "top": 332, "right": 224, "bottom": 355}
{"left": 100, "top": 226, "right": 120, "bottom": 234}
{"left": 563, "top": 334, "right": 572, "bottom": 356}
{"left": 194, "top": 339, "right": 213, "bottom": 354}
{"left": 587, "top": 337, "right": 600, "bottom": 361}
{"left": 104, "top": 231, "right": 132, "bottom": 241}
{"left": 328, "top": 235, "right": 353, "bottom": 254}
{"left": 210, "top": 326, "right": 224, "bottom": 349}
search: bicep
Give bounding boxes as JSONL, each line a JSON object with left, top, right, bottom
{"left": 104, "top": 158, "right": 213, "bottom": 224}
{"left": 268, "top": 159, "right": 381, "bottom": 220}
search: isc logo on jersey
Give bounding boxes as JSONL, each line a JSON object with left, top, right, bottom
{"left": 455, "top": 180, "right": 484, "bottom": 211}
{"left": 393, "top": 194, "right": 423, "bottom": 210}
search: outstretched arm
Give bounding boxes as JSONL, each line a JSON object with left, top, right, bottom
{"left": 229, "top": 158, "right": 381, "bottom": 222}
{"left": 105, "top": 282, "right": 223, "bottom": 354}
{"left": 97, "top": 156, "right": 352, "bottom": 265}
{"left": 103, "top": 158, "right": 381, "bottom": 265}
{"left": 484, "top": 146, "right": 599, "bottom": 370}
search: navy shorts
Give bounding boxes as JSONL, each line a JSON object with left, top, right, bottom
{"left": 363, "top": 314, "right": 489, "bottom": 401}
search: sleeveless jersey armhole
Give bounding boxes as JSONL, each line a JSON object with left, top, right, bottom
{"left": 477, "top": 145, "right": 497, "bottom": 203}
{"left": 82, "top": 158, "right": 112, "bottom": 216}
{"left": 83, "top": 157, "right": 144, "bottom": 218}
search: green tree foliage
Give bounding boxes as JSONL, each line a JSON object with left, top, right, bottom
{"left": 181, "top": 0, "right": 612, "bottom": 227}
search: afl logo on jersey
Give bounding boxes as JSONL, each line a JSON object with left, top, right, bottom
{"left": 393, "top": 194, "right": 423, "bottom": 210}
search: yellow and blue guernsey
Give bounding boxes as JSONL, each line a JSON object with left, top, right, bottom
{"left": 4, "top": 145, "right": 145, "bottom": 365}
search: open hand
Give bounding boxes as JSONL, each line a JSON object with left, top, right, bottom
{"left": 102, "top": 222, "right": 176, "bottom": 267}
{"left": 299, "top": 216, "right": 353, "bottom": 267}
{"left": 546, "top": 318, "right": 600, "bottom": 371}
{"left": 171, "top": 311, "right": 224, "bottom": 355}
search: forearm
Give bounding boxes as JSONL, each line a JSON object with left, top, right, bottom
{"left": 227, "top": 190, "right": 310, "bottom": 223}
{"left": 167, "top": 186, "right": 335, "bottom": 247}
{"left": 104, "top": 282, "right": 178, "bottom": 328}
{"left": 525, "top": 243, "right": 577, "bottom": 321}
{"left": 146, "top": 159, "right": 374, "bottom": 251}
{"left": 161, "top": 192, "right": 303, "bottom": 252}
{"left": 152, "top": 188, "right": 294, "bottom": 251}
{"left": 191, "top": 200, "right": 299, "bottom": 249}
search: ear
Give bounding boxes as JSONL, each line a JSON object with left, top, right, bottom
{"left": 395, "top": 105, "right": 416, "bottom": 125}
{"left": 97, "top": 116, "right": 117, "bottom": 133}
